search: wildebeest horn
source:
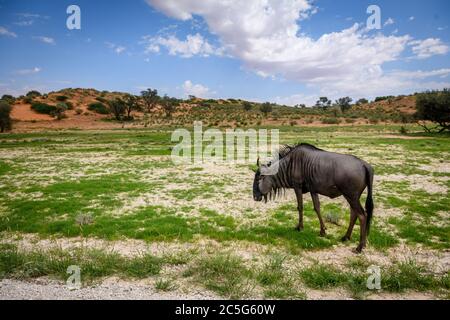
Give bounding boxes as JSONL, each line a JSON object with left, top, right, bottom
{"left": 257, "top": 157, "right": 260, "bottom": 167}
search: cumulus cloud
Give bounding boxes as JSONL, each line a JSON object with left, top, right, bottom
{"left": 33, "top": 36, "right": 55, "bottom": 45}
{"left": 409, "top": 38, "right": 449, "bottom": 59}
{"left": 0, "top": 26, "right": 17, "bottom": 38}
{"left": 182, "top": 80, "right": 213, "bottom": 98}
{"left": 146, "top": 0, "right": 450, "bottom": 100}
{"left": 142, "top": 33, "right": 222, "bottom": 58}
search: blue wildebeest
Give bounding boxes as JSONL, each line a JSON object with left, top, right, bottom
{"left": 252, "top": 143, "right": 374, "bottom": 253}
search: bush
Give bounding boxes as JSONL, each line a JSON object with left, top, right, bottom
{"left": 260, "top": 102, "right": 273, "bottom": 116}
{"left": 31, "top": 102, "right": 57, "bottom": 115}
{"left": 321, "top": 117, "right": 340, "bottom": 124}
{"left": 64, "top": 101, "right": 74, "bottom": 110}
{"left": 374, "top": 96, "right": 394, "bottom": 102}
{"left": 55, "top": 95, "right": 69, "bottom": 102}
{"left": 1, "top": 95, "right": 15, "bottom": 105}
{"left": 0, "top": 101, "right": 12, "bottom": 132}
{"left": 23, "top": 97, "right": 33, "bottom": 104}
{"left": 88, "top": 102, "right": 109, "bottom": 114}
{"left": 26, "top": 90, "right": 41, "bottom": 98}
{"left": 242, "top": 101, "right": 252, "bottom": 111}
{"left": 75, "top": 108, "right": 83, "bottom": 115}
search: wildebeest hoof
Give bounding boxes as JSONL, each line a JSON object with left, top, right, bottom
{"left": 319, "top": 229, "right": 326, "bottom": 237}
{"left": 295, "top": 225, "right": 304, "bottom": 232}
{"left": 341, "top": 236, "right": 350, "bottom": 242}
{"left": 354, "top": 245, "right": 364, "bottom": 253}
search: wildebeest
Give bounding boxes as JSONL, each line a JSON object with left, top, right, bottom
{"left": 252, "top": 143, "right": 374, "bottom": 253}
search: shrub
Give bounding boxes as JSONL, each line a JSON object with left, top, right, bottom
{"left": 64, "top": 101, "right": 74, "bottom": 110}
{"left": 259, "top": 102, "right": 273, "bottom": 116}
{"left": 55, "top": 95, "right": 69, "bottom": 102}
{"left": 31, "top": 102, "right": 57, "bottom": 115}
{"left": 26, "top": 90, "right": 41, "bottom": 98}
{"left": 88, "top": 102, "right": 109, "bottom": 114}
{"left": 75, "top": 108, "right": 83, "bottom": 115}
{"left": 1, "top": 95, "right": 15, "bottom": 105}
{"left": 321, "top": 117, "right": 340, "bottom": 124}
{"left": 0, "top": 101, "right": 12, "bottom": 132}
{"left": 23, "top": 97, "right": 33, "bottom": 104}
{"left": 242, "top": 101, "right": 252, "bottom": 111}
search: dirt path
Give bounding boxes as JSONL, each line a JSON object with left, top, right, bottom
{"left": 0, "top": 277, "right": 219, "bottom": 300}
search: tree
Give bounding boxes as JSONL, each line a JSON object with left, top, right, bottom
{"left": 1, "top": 95, "right": 15, "bottom": 105}
{"left": 415, "top": 89, "right": 450, "bottom": 133}
{"left": 242, "top": 101, "right": 252, "bottom": 111}
{"left": 0, "top": 100, "right": 12, "bottom": 133}
{"left": 161, "top": 95, "right": 178, "bottom": 118}
{"left": 315, "top": 97, "right": 332, "bottom": 110}
{"left": 141, "top": 89, "right": 159, "bottom": 114}
{"left": 107, "top": 98, "right": 126, "bottom": 121}
{"left": 123, "top": 94, "right": 140, "bottom": 119}
{"left": 260, "top": 102, "right": 273, "bottom": 116}
{"left": 356, "top": 98, "right": 369, "bottom": 105}
{"left": 295, "top": 104, "right": 306, "bottom": 109}
{"left": 335, "top": 97, "right": 353, "bottom": 112}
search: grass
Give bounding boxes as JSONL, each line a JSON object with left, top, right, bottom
{"left": 154, "top": 278, "right": 175, "bottom": 291}
{"left": 299, "top": 260, "right": 449, "bottom": 298}
{"left": 184, "top": 253, "right": 252, "bottom": 299}
{"left": 0, "top": 243, "right": 162, "bottom": 283}
{"left": 0, "top": 125, "right": 449, "bottom": 298}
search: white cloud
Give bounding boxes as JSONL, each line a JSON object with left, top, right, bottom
{"left": 106, "top": 42, "right": 126, "bottom": 54}
{"left": 409, "top": 16, "right": 415, "bottom": 21}
{"left": 14, "top": 20, "right": 34, "bottom": 26}
{"left": 409, "top": 38, "right": 449, "bottom": 59}
{"left": 0, "top": 26, "right": 17, "bottom": 38}
{"left": 15, "top": 67, "right": 42, "bottom": 75}
{"left": 146, "top": 0, "right": 450, "bottom": 99}
{"left": 384, "top": 18, "right": 395, "bottom": 26}
{"left": 34, "top": 36, "right": 55, "bottom": 45}
{"left": 182, "top": 80, "right": 213, "bottom": 98}
{"left": 142, "top": 33, "right": 222, "bottom": 58}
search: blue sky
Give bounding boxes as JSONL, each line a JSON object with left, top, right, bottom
{"left": 0, "top": 0, "right": 449, "bottom": 105}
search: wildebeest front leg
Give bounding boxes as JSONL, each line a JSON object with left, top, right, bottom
{"left": 311, "top": 193, "right": 326, "bottom": 236}
{"left": 294, "top": 187, "right": 303, "bottom": 231}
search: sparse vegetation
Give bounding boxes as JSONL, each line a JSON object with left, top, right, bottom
{"left": 88, "top": 102, "right": 109, "bottom": 114}
{"left": 31, "top": 102, "right": 57, "bottom": 115}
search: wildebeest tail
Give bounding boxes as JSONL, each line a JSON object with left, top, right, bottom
{"left": 364, "top": 164, "right": 374, "bottom": 235}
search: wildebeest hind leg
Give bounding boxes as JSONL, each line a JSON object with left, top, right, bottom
{"left": 311, "top": 193, "right": 326, "bottom": 236}
{"left": 342, "top": 208, "right": 357, "bottom": 242}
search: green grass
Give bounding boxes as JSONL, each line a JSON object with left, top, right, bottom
{"left": 299, "top": 260, "right": 449, "bottom": 298}
{"left": 184, "top": 253, "right": 252, "bottom": 299}
{"left": 154, "top": 278, "right": 175, "bottom": 291}
{"left": 0, "top": 243, "right": 162, "bottom": 283}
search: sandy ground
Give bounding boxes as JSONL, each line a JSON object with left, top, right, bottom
{"left": 0, "top": 277, "right": 438, "bottom": 300}
{"left": 0, "top": 277, "right": 219, "bottom": 300}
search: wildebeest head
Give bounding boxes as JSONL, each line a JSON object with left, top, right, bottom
{"left": 252, "top": 158, "right": 273, "bottom": 202}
